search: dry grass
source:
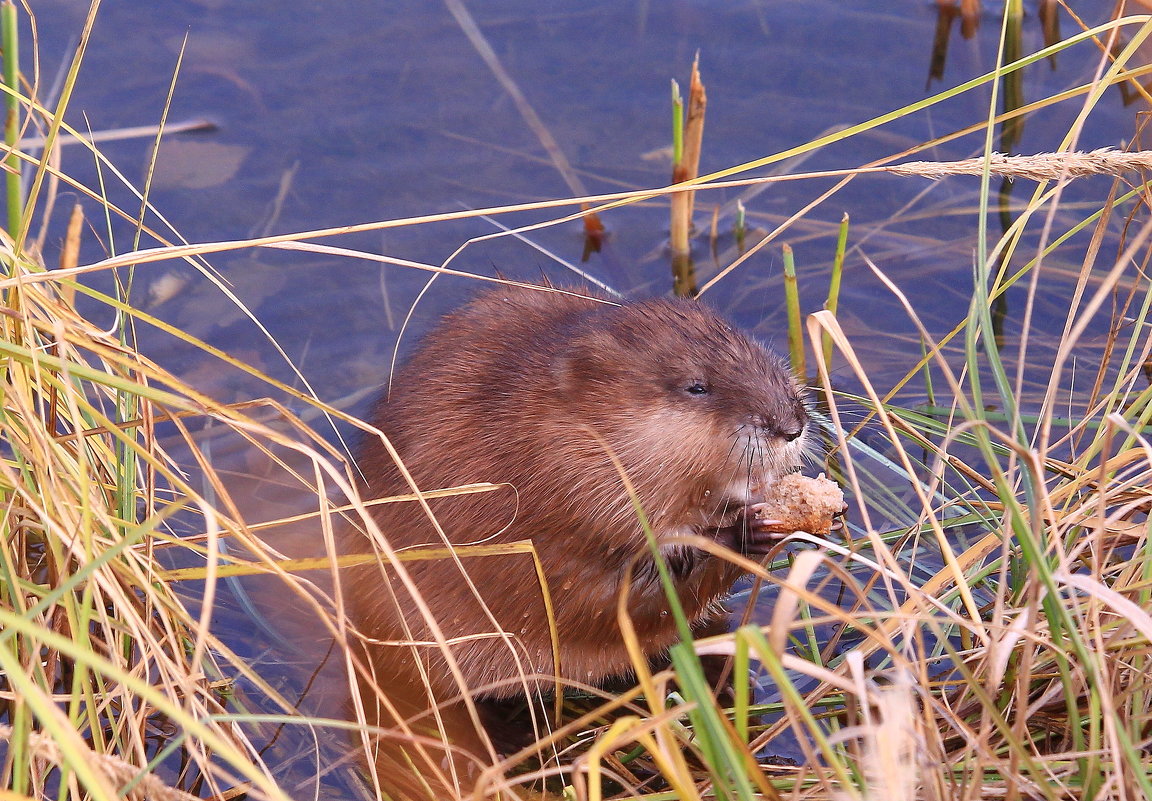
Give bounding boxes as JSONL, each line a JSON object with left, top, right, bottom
{"left": 3, "top": 3, "right": 1152, "bottom": 801}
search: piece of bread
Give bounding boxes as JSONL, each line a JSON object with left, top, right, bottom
{"left": 751, "top": 472, "right": 845, "bottom": 536}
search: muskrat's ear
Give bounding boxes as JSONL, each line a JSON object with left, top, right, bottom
{"left": 551, "top": 330, "right": 618, "bottom": 397}
{"left": 551, "top": 353, "right": 586, "bottom": 397}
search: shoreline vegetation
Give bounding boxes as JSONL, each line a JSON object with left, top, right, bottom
{"left": 2, "top": 2, "right": 1152, "bottom": 799}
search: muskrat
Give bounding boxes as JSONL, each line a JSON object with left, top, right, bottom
{"left": 340, "top": 284, "right": 810, "bottom": 759}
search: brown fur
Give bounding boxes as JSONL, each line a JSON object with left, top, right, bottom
{"left": 341, "top": 285, "right": 808, "bottom": 737}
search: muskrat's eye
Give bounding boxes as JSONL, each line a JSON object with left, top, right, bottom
{"left": 685, "top": 381, "right": 710, "bottom": 396}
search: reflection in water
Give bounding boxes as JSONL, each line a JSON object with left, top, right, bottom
{"left": 218, "top": 441, "right": 497, "bottom": 800}
{"left": 225, "top": 446, "right": 582, "bottom": 800}
{"left": 928, "top": 0, "right": 982, "bottom": 84}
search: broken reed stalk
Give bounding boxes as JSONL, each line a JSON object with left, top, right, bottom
{"left": 821, "top": 213, "right": 848, "bottom": 379}
{"left": 782, "top": 244, "right": 805, "bottom": 379}
{"left": 2, "top": 0, "right": 20, "bottom": 239}
{"left": 17, "top": 117, "right": 216, "bottom": 149}
{"left": 670, "top": 55, "right": 705, "bottom": 297}
{"left": 58, "top": 203, "right": 83, "bottom": 306}
{"left": 734, "top": 198, "right": 746, "bottom": 253}
{"left": 680, "top": 57, "right": 706, "bottom": 217}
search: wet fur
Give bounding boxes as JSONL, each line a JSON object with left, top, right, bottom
{"left": 342, "top": 286, "right": 809, "bottom": 714}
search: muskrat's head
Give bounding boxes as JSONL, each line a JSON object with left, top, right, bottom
{"left": 553, "top": 297, "right": 810, "bottom": 524}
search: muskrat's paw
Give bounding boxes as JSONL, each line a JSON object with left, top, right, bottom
{"left": 746, "top": 472, "right": 847, "bottom": 547}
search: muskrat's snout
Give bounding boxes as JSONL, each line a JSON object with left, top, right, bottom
{"left": 750, "top": 388, "right": 809, "bottom": 446}
{"left": 730, "top": 406, "right": 811, "bottom": 505}
{"left": 759, "top": 414, "right": 806, "bottom": 443}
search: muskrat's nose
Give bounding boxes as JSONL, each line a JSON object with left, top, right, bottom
{"left": 758, "top": 418, "right": 805, "bottom": 442}
{"left": 782, "top": 424, "right": 805, "bottom": 442}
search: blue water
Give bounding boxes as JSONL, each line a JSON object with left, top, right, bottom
{"left": 33, "top": 0, "right": 1129, "bottom": 418}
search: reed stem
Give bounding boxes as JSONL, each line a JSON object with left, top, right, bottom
{"left": 783, "top": 244, "right": 805, "bottom": 378}
{"left": 734, "top": 199, "right": 745, "bottom": 253}
{"left": 670, "top": 56, "right": 706, "bottom": 296}
{"left": 2, "top": 0, "right": 21, "bottom": 241}
{"left": 821, "top": 213, "right": 848, "bottom": 374}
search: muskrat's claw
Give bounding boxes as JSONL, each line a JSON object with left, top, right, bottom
{"left": 713, "top": 516, "right": 784, "bottom": 556}
{"left": 742, "top": 492, "right": 850, "bottom": 547}
{"left": 735, "top": 513, "right": 792, "bottom": 555}
{"left": 826, "top": 502, "right": 849, "bottom": 533}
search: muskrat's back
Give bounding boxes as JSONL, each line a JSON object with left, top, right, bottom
{"left": 344, "top": 285, "right": 809, "bottom": 701}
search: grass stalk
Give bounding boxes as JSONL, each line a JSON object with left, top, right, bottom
{"left": 2, "top": 0, "right": 19, "bottom": 240}
{"left": 919, "top": 338, "right": 936, "bottom": 407}
{"left": 821, "top": 213, "right": 847, "bottom": 379}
